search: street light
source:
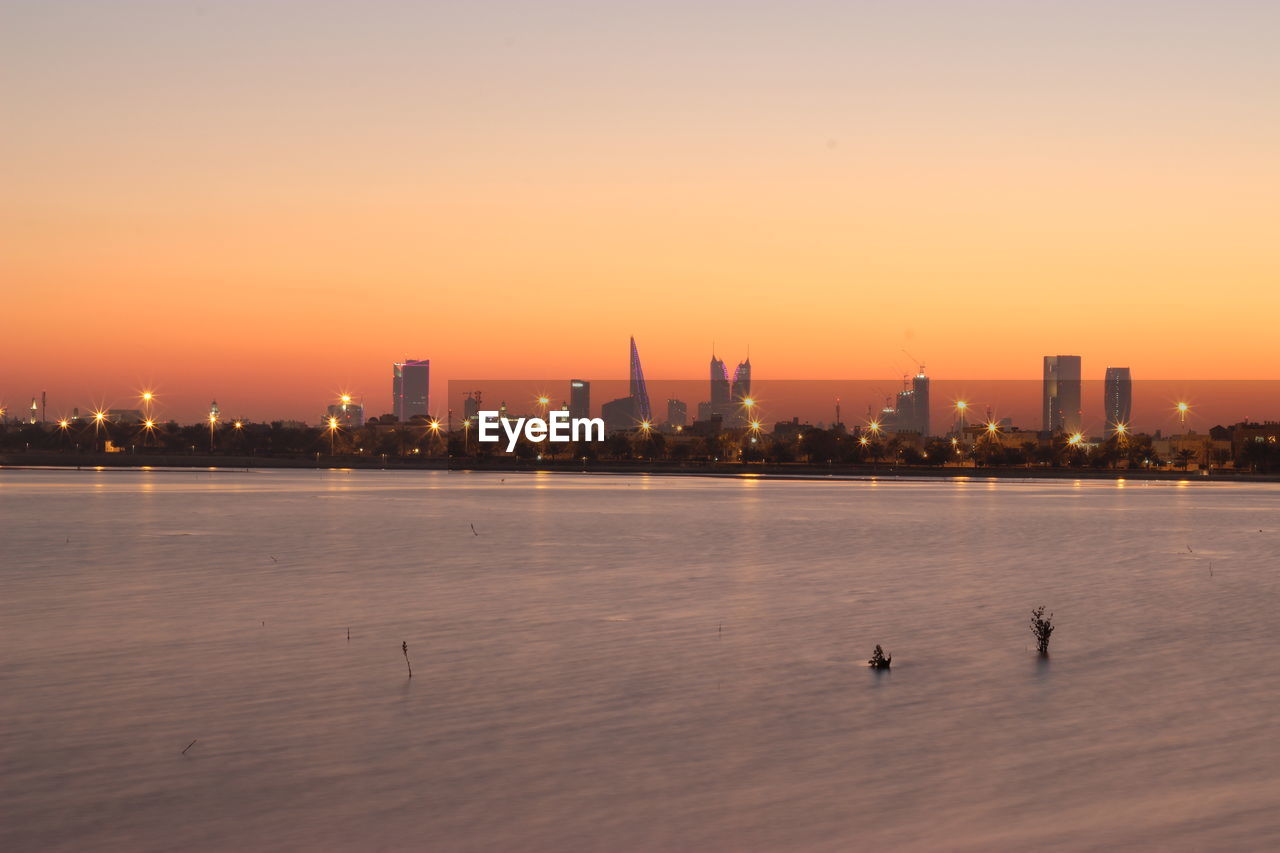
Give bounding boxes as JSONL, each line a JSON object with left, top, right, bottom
{"left": 208, "top": 411, "right": 218, "bottom": 451}
{"left": 327, "top": 416, "right": 340, "bottom": 455}
{"left": 1175, "top": 401, "right": 1190, "bottom": 428}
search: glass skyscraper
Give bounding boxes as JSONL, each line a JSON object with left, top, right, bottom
{"left": 1104, "top": 367, "right": 1132, "bottom": 431}
{"left": 569, "top": 379, "right": 590, "bottom": 420}
{"left": 629, "top": 337, "right": 651, "bottom": 422}
{"left": 393, "top": 359, "right": 430, "bottom": 421}
{"left": 1042, "top": 355, "right": 1082, "bottom": 435}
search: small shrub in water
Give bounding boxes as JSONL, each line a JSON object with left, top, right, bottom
{"left": 1030, "top": 606, "right": 1055, "bottom": 655}
{"left": 868, "top": 644, "right": 892, "bottom": 669}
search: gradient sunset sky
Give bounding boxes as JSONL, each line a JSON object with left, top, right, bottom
{"left": 4, "top": 1, "right": 1278, "bottom": 420}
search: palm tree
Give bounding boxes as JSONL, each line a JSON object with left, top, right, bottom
{"left": 1176, "top": 448, "right": 1197, "bottom": 470}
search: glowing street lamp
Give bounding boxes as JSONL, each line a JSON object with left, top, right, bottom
{"left": 138, "top": 417, "right": 156, "bottom": 448}
{"left": 326, "top": 416, "right": 340, "bottom": 455}
{"left": 1067, "top": 432, "right": 1084, "bottom": 447}
{"left": 1175, "top": 401, "right": 1190, "bottom": 427}
{"left": 425, "top": 418, "right": 442, "bottom": 455}
{"left": 207, "top": 411, "right": 219, "bottom": 451}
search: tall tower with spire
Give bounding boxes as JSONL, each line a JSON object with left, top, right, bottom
{"left": 629, "top": 336, "right": 651, "bottom": 422}
{"left": 731, "top": 358, "right": 751, "bottom": 404}
{"left": 710, "top": 354, "right": 730, "bottom": 407}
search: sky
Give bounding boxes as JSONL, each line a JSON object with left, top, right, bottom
{"left": 3, "top": 1, "right": 1279, "bottom": 421}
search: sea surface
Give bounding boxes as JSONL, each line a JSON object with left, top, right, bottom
{"left": 3, "top": 468, "right": 1279, "bottom": 852}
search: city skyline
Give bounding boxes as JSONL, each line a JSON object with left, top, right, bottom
{"left": 9, "top": 358, "right": 1280, "bottom": 439}
{"left": 4, "top": 2, "right": 1279, "bottom": 420}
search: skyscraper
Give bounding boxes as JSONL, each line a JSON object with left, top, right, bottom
{"left": 629, "top": 337, "right": 651, "bottom": 422}
{"left": 667, "top": 399, "right": 688, "bottom": 428}
{"left": 603, "top": 338, "right": 652, "bottom": 431}
{"left": 1043, "top": 355, "right": 1082, "bottom": 435}
{"left": 463, "top": 391, "right": 481, "bottom": 423}
{"left": 731, "top": 358, "right": 751, "bottom": 404}
{"left": 569, "top": 379, "right": 590, "bottom": 420}
{"left": 710, "top": 355, "right": 730, "bottom": 407}
{"left": 326, "top": 401, "right": 365, "bottom": 428}
{"left": 1104, "top": 367, "right": 1132, "bottom": 430}
{"left": 912, "top": 367, "right": 931, "bottom": 436}
{"left": 393, "top": 359, "right": 430, "bottom": 421}
{"left": 893, "top": 388, "right": 916, "bottom": 434}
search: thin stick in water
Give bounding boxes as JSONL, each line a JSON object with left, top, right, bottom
{"left": 402, "top": 641, "right": 412, "bottom": 678}
{"left": 182, "top": 739, "right": 198, "bottom": 755}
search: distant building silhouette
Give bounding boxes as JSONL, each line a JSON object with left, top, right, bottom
{"left": 569, "top": 379, "right": 590, "bottom": 420}
{"left": 462, "top": 391, "right": 481, "bottom": 424}
{"left": 731, "top": 358, "right": 751, "bottom": 404}
{"left": 393, "top": 359, "right": 430, "bottom": 421}
{"left": 667, "top": 399, "right": 688, "bottom": 428}
{"left": 912, "top": 367, "right": 931, "bottom": 436}
{"left": 1043, "top": 355, "right": 1082, "bottom": 434}
{"left": 629, "top": 337, "right": 651, "bottom": 422}
{"left": 881, "top": 365, "right": 931, "bottom": 436}
{"left": 710, "top": 355, "right": 730, "bottom": 408}
{"left": 699, "top": 351, "right": 752, "bottom": 425}
{"left": 603, "top": 337, "right": 651, "bottom": 430}
{"left": 601, "top": 396, "right": 639, "bottom": 432}
{"left": 1104, "top": 367, "right": 1132, "bottom": 430}
{"left": 326, "top": 401, "right": 364, "bottom": 427}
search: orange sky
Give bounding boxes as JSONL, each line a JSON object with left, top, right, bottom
{"left": 3, "top": 2, "right": 1278, "bottom": 421}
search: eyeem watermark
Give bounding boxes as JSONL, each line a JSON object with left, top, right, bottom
{"left": 476, "top": 410, "right": 604, "bottom": 452}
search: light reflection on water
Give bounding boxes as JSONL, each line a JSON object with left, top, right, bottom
{"left": 2, "top": 469, "right": 1280, "bottom": 852}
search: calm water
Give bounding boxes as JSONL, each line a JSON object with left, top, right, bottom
{"left": 3, "top": 469, "right": 1279, "bottom": 852}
